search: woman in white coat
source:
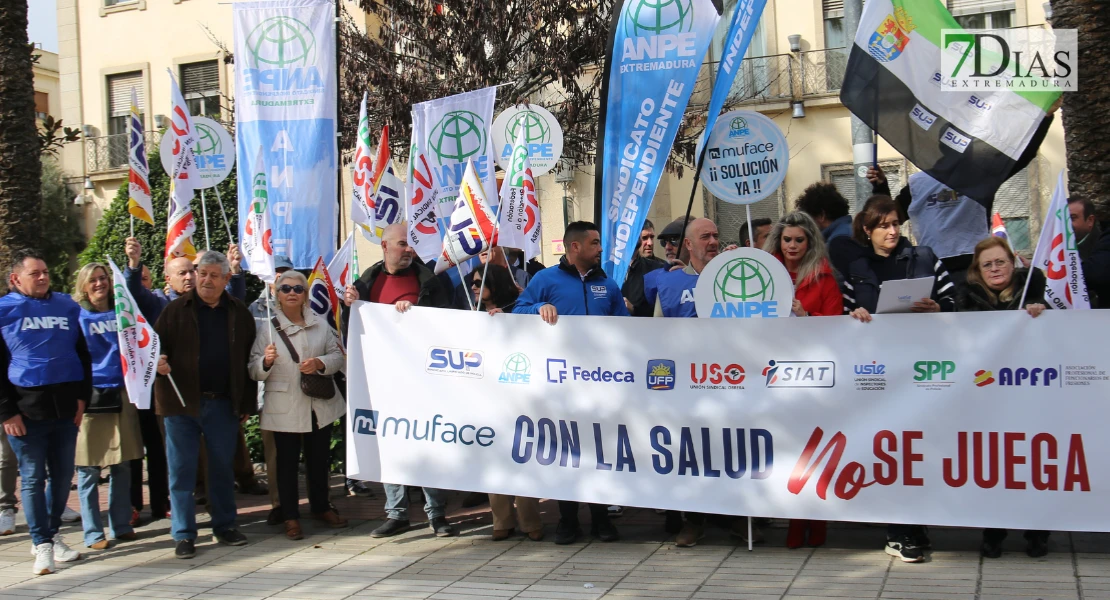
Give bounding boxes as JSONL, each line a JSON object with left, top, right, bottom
{"left": 249, "top": 270, "right": 347, "bottom": 540}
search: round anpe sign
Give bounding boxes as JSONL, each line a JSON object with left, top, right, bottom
{"left": 694, "top": 248, "right": 795, "bottom": 319}
{"left": 492, "top": 104, "right": 564, "bottom": 177}
{"left": 159, "top": 116, "right": 236, "bottom": 189}
{"left": 702, "top": 110, "right": 788, "bottom": 204}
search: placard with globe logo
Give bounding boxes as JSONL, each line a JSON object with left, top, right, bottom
{"left": 701, "top": 110, "right": 789, "bottom": 205}
{"left": 159, "top": 117, "right": 235, "bottom": 189}
{"left": 693, "top": 248, "right": 794, "bottom": 319}
{"left": 491, "top": 105, "right": 564, "bottom": 177}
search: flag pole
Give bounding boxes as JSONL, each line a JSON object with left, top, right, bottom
{"left": 130, "top": 215, "right": 134, "bottom": 238}
{"left": 456, "top": 262, "right": 474, "bottom": 310}
{"left": 165, "top": 373, "right": 187, "bottom": 408}
{"left": 746, "top": 205, "right": 755, "bottom": 250}
{"left": 266, "top": 285, "right": 274, "bottom": 344}
{"left": 213, "top": 185, "right": 235, "bottom": 242}
{"left": 200, "top": 189, "right": 211, "bottom": 250}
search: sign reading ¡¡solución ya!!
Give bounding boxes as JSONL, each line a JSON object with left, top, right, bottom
{"left": 693, "top": 247, "right": 795, "bottom": 319}
{"left": 491, "top": 104, "right": 564, "bottom": 178}
{"left": 159, "top": 116, "right": 236, "bottom": 189}
{"left": 702, "top": 110, "right": 789, "bottom": 204}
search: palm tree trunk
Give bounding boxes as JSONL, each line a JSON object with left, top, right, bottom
{"left": 1052, "top": 0, "right": 1110, "bottom": 219}
{"left": 0, "top": 0, "right": 43, "bottom": 281}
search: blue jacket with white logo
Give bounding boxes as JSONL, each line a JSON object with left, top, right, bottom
{"left": 513, "top": 258, "right": 629, "bottom": 317}
{"left": 0, "top": 291, "right": 92, "bottom": 422}
{"left": 79, "top": 304, "right": 123, "bottom": 389}
{"left": 644, "top": 266, "right": 699, "bottom": 318}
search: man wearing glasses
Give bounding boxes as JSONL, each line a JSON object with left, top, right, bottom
{"left": 656, "top": 217, "right": 694, "bottom": 262}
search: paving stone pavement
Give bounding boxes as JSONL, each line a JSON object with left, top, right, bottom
{"left": 3, "top": 478, "right": 1110, "bottom": 600}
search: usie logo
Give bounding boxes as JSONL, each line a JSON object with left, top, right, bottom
{"left": 763, "top": 360, "right": 835, "bottom": 388}
{"left": 854, "top": 362, "right": 886, "bottom": 376}
{"left": 646, "top": 359, "right": 676, "bottom": 391}
{"left": 426, "top": 347, "right": 484, "bottom": 378}
{"left": 352, "top": 409, "right": 379, "bottom": 435}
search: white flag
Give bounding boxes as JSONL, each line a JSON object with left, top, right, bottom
{"left": 352, "top": 95, "right": 386, "bottom": 243}
{"left": 496, "top": 128, "right": 543, "bottom": 261}
{"left": 407, "top": 103, "right": 441, "bottom": 262}
{"left": 327, "top": 233, "right": 359, "bottom": 298}
{"left": 165, "top": 70, "right": 198, "bottom": 260}
{"left": 108, "top": 258, "right": 161, "bottom": 410}
{"left": 243, "top": 146, "right": 276, "bottom": 283}
{"left": 1030, "top": 172, "right": 1090, "bottom": 310}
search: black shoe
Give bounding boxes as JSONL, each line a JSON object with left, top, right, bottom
{"left": 345, "top": 479, "right": 374, "bottom": 497}
{"left": 664, "top": 510, "right": 683, "bottom": 535}
{"left": 429, "top": 517, "right": 456, "bottom": 537}
{"left": 214, "top": 529, "right": 248, "bottom": 546}
{"left": 266, "top": 506, "right": 283, "bottom": 526}
{"left": 885, "top": 536, "right": 925, "bottom": 563}
{"left": 1026, "top": 536, "right": 1049, "bottom": 558}
{"left": 591, "top": 517, "right": 619, "bottom": 542}
{"left": 370, "top": 518, "right": 411, "bottom": 538}
{"left": 554, "top": 519, "right": 582, "bottom": 545}
{"left": 913, "top": 526, "right": 932, "bottom": 550}
{"left": 981, "top": 540, "right": 1003, "bottom": 559}
{"left": 461, "top": 492, "right": 488, "bottom": 508}
{"left": 175, "top": 539, "right": 196, "bottom": 559}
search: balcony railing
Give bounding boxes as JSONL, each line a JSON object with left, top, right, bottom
{"left": 85, "top": 131, "right": 162, "bottom": 174}
{"left": 724, "top": 48, "right": 848, "bottom": 106}
{"left": 799, "top": 48, "right": 848, "bottom": 97}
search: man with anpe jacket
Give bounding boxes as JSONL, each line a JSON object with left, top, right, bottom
{"left": 0, "top": 249, "right": 92, "bottom": 576}
{"left": 513, "top": 221, "right": 628, "bottom": 545}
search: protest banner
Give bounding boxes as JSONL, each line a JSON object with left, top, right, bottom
{"left": 347, "top": 304, "right": 1110, "bottom": 531}
{"left": 234, "top": 0, "right": 338, "bottom": 267}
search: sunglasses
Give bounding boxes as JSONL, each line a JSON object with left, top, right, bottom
{"left": 659, "top": 237, "right": 680, "bottom": 246}
{"left": 278, "top": 284, "right": 306, "bottom": 294}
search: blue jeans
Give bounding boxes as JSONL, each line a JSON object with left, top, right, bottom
{"left": 77, "top": 464, "right": 132, "bottom": 546}
{"left": 7, "top": 417, "right": 78, "bottom": 546}
{"left": 164, "top": 397, "right": 240, "bottom": 541}
{"left": 383, "top": 484, "right": 447, "bottom": 521}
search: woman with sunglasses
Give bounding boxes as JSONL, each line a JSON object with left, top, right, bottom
{"left": 470, "top": 264, "right": 521, "bottom": 315}
{"left": 249, "top": 271, "right": 347, "bottom": 540}
{"left": 762, "top": 212, "right": 842, "bottom": 549}
{"left": 957, "top": 236, "right": 1049, "bottom": 558}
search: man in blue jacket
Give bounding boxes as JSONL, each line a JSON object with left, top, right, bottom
{"left": 513, "top": 221, "right": 627, "bottom": 544}
{"left": 0, "top": 249, "right": 92, "bottom": 575}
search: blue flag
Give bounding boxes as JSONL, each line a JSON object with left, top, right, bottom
{"left": 599, "top": 0, "right": 720, "bottom": 285}
{"left": 699, "top": 0, "right": 768, "bottom": 151}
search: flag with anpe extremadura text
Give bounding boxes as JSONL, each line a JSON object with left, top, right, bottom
{"left": 839, "top": 0, "right": 1058, "bottom": 204}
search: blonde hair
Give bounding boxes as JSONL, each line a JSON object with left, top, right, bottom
{"left": 73, "top": 262, "right": 111, "bottom": 307}
{"left": 763, "top": 211, "right": 831, "bottom": 286}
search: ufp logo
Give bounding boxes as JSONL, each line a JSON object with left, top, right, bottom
{"left": 646, "top": 359, "right": 676, "bottom": 391}
{"left": 499, "top": 352, "right": 531, "bottom": 385}
{"left": 622, "top": 0, "right": 698, "bottom": 61}
{"left": 426, "top": 347, "right": 484, "bottom": 378}
{"left": 241, "top": 16, "right": 324, "bottom": 93}
{"left": 352, "top": 409, "right": 379, "bottom": 435}
{"left": 914, "top": 360, "right": 956, "bottom": 382}
{"left": 763, "top": 360, "right": 835, "bottom": 388}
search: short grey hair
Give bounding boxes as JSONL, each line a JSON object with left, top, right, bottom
{"left": 196, "top": 250, "right": 231, "bottom": 275}
{"left": 275, "top": 269, "right": 308, "bottom": 288}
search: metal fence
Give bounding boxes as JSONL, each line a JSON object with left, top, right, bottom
{"left": 85, "top": 131, "right": 162, "bottom": 173}
{"left": 799, "top": 48, "right": 848, "bottom": 97}
{"left": 726, "top": 48, "right": 848, "bottom": 106}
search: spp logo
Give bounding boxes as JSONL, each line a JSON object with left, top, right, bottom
{"left": 499, "top": 352, "right": 531, "bottom": 384}
{"left": 763, "top": 360, "right": 835, "bottom": 388}
{"left": 353, "top": 409, "right": 379, "bottom": 435}
{"left": 914, "top": 360, "right": 956, "bottom": 388}
{"left": 646, "top": 359, "right": 676, "bottom": 391}
{"left": 976, "top": 367, "right": 1061, "bottom": 387}
{"left": 426, "top": 347, "right": 484, "bottom": 379}
{"left": 690, "top": 363, "right": 745, "bottom": 389}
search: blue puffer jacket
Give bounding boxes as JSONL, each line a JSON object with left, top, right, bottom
{"left": 513, "top": 258, "right": 629, "bottom": 317}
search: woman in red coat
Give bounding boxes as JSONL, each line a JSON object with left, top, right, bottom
{"left": 762, "top": 211, "right": 844, "bottom": 548}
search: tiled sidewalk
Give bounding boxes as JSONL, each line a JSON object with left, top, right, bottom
{"left": 2, "top": 478, "right": 1109, "bottom": 600}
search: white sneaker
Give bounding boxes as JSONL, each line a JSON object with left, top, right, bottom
{"left": 32, "top": 543, "right": 55, "bottom": 575}
{"left": 51, "top": 537, "right": 82, "bottom": 562}
{"left": 60, "top": 507, "right": 81, "bottom": 523}
{"left": 0, "top": 508, "right": 15, "bottom": 535}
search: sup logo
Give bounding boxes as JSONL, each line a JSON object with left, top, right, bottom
{"left": 499, "top": 353, "right": 531, "bottom": 385}
{"left": 646, "top": 359, "right": 676, "bottom": 390}
{"left": 868, "top": 13, "right": 914, "bottom": 63}
{"left": 245, "top": 17, "right": 316, "bottom": 68}
{"left": 429, "top": 111, "right": 488, "bottom": 163}
{"left": 624, "top": 0, "right": 695, "bottom": 36}
{"left": 728, "top": 116, "right": 751, "bottom": 138}
{"left": 426, "top": 347, "right": 484, "bottom": 378}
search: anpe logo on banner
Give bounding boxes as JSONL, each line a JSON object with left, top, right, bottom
{"left": 429, "top": 111, "right": 488, "bottom": 163}
{"left": 427, "top": 347, "right": 484, "bottom": 378}
{"left": 975, "top": 367, "right": 1061, "bottom": 387}
{"left": 621, "top": 0, "right": 699, "bottom": 64}
{"left": 353, "top": 409, "right": 378, "bottom": 435}
{"left": 689, "top": 363, "right": 745, "bottom": 390}
{"left": 728, "top": 116, "right": 750, "bottom": 138}
{"left": 242, "top": 16, "right": 324, "bottom": 93}
{"left": 546, "top": 359, "right": 634, "bottom": 384}
{"left": 499, "top": 353, "right": 532, "bottom": 384}
{"left": 763, "top": 360, "right": 835, "bottom": 388}
{"left": 694, "top": 248, "right": 794, "bottom": 319}
{"left": 158, "top": 117, "right": 235, "bottom": 189}
{"left": 914, "top": 360, "right": 956, "bottom": 390}
{"left": 646, "top": 359, "right": 676, "bottom": 390}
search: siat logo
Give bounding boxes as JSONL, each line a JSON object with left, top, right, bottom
{"left": 242, "top": 16, "right": 323, "bottom": 93}
{"left": 646, "top": 359, "right": 676, "bottom": 391}
{"left": 710, "top": 257, "right": 779, "bottom": 318}
{"left": 622, "top": 0, "right": 698, "bottom": 61}
{"left": 763, "top": 360, "right": 835, "bottom": 388}
{"left": 499, "top": 352, "right": 532, "bottom": 385}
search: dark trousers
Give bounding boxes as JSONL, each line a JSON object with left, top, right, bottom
{"left": 984, "top": 528, "right": 1049, "bottom": 544}
{"left": 887, "top": 524, "right": 926, "bottom": 540}
{"left": 130, "top": 408, "right": 168, "bottom": 516}
{"left": 273, "top": 415, "right": 333, "bottom": 521}
{"left": 558, "top": 501, "right": 608, "bottom": 525}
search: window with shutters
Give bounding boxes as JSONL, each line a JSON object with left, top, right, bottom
{"left": 994, "top": 165, "right": 1032, "bottom": 250}
{"left": 823, "top": 0, "right": 846, "bottom": 49}
{"left": 821, "top": 160, "right": 907, "bottom": 213}
{"left": 34, "top": 91, "right": 48, "bottom": 121}
{"left": 106, "top": 71, "right": 144, "bottom": 168}
{"left": 707, "top": 186, "right": 785, "bottom": 247}
{"left": 180, "top": 61, "right": 221, "bottom": 118}
{"left": 947, "top": 0, "right": 1016, "bottom": 28}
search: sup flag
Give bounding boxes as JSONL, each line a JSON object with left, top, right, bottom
{"left": 1027, "top": 172, "right": 1090, "bottom": 310}
{"left": 839, "top": 0, "right": 1058, "bottom": 203}
{"left": 243, "top": 146, "right": 276, "bottom": 283}
{"left": 108, "top": 257, "right": 160, "bottom": 410}
{"left": 165, "top": 70, "right": 198, "bottom": 260}
{"left": 307, "top": 257, "right": 344, "bottom": 348}
{"left": 497, "top": 128, "right": 542, "bottom": 261}
{"left": 434, "top": 159, "right": 498, "bottom": 275}
{"left": 407, "top": 102, "right": 442, "bottom": 263}
{"left": 327, "top": 233, "right": 358, "bottom": 297}
{"left": 127, "top": 88, "right": 154, "bottom": 225}
{"left": 991, "top": 213, "right": 1013, "bottom": 250}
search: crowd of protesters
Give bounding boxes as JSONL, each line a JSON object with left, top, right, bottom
{"left": 1, "top": 169, "right": 1102, "bottom": 575}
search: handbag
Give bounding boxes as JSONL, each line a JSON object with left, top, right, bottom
{"left": 87, "top": 386, "right": 122, "bottom": 414}
{"left": 271, "top": 317, "right": 336, "bottom": 400}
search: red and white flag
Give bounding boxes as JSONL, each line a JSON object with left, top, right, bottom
{"left": 1028, "top": 172, "right": 1090, "bottom": 310}
{"left": 165, "top": 70, "right": 198, "bottom": 260}
{"left": 497, "top": 128, "right": 543, "bottom": 261}
{"left": 242, "top": 146, "right": 275, "bottom": 283}
{"left": 108, "top": 257, "right": 161, "bottom": 410}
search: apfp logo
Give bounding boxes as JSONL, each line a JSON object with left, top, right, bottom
{"left": 499, "top": 352, "right": 531, "bottom": 384}
{"left": 646, "top": 359, "right": 676, "bottom": 390}
{"left": 974, "top": 369, "right": 996, "bottom": 387}
{"left": 241, "top": 16, "right": 323, "bottom": 94}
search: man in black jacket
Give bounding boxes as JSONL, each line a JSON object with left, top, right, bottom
{"left": 622, "top": 219, "right": 668, "bottom": 316}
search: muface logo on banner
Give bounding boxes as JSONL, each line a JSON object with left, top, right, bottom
{"left": 159, "top": 117, "right": 235, "bottom": 189}
{"left": 702, "top": 110, "right": 788, "bottom": 204}
{"left": 492, "top": 105, "right": 563, "bottom": 177}
{"left": 694, "top": 248, "right": 794, "bottom": 318}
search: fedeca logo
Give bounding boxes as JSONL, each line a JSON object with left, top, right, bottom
{"left": 689, "top": 363, "right": 745, "bottom": 390}
{"left": 763, "top": 360, "right": 835, "bottom": 388}
{"left": 353, "top": 408, "right": 379, "bottom": 435}
{"left": 546, "top": 358, "right": 634, "bottom": 384}
{"left": 499, "top": 352, "right": 531, "bottom": 384}
{"left": 426, "top": 347, "right": 484, "bottom": 378}
{"left": 646, "top": 359, "right": 676, "bottom": 391}
{"left": 241, "top": 16, "right": 323, "bottom": 94}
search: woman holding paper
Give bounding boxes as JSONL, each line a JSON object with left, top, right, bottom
{"left": 843, "top": 195, "right": 957, "bottom": 322}
{"left": 73, "top": 263, "right": 143, "bottom": 550}
{"left": 249, "top": 270, "right": 347, "bottom": 541}
{"left": 764, "top": 212, "right": 842, "bottom": 549}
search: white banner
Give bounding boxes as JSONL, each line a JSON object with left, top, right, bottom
{"left": 412, "top": 87, "right": 497, "bottom": 219}
{"left": 347, "top": 304, "right": 1110, "bottom": 531}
